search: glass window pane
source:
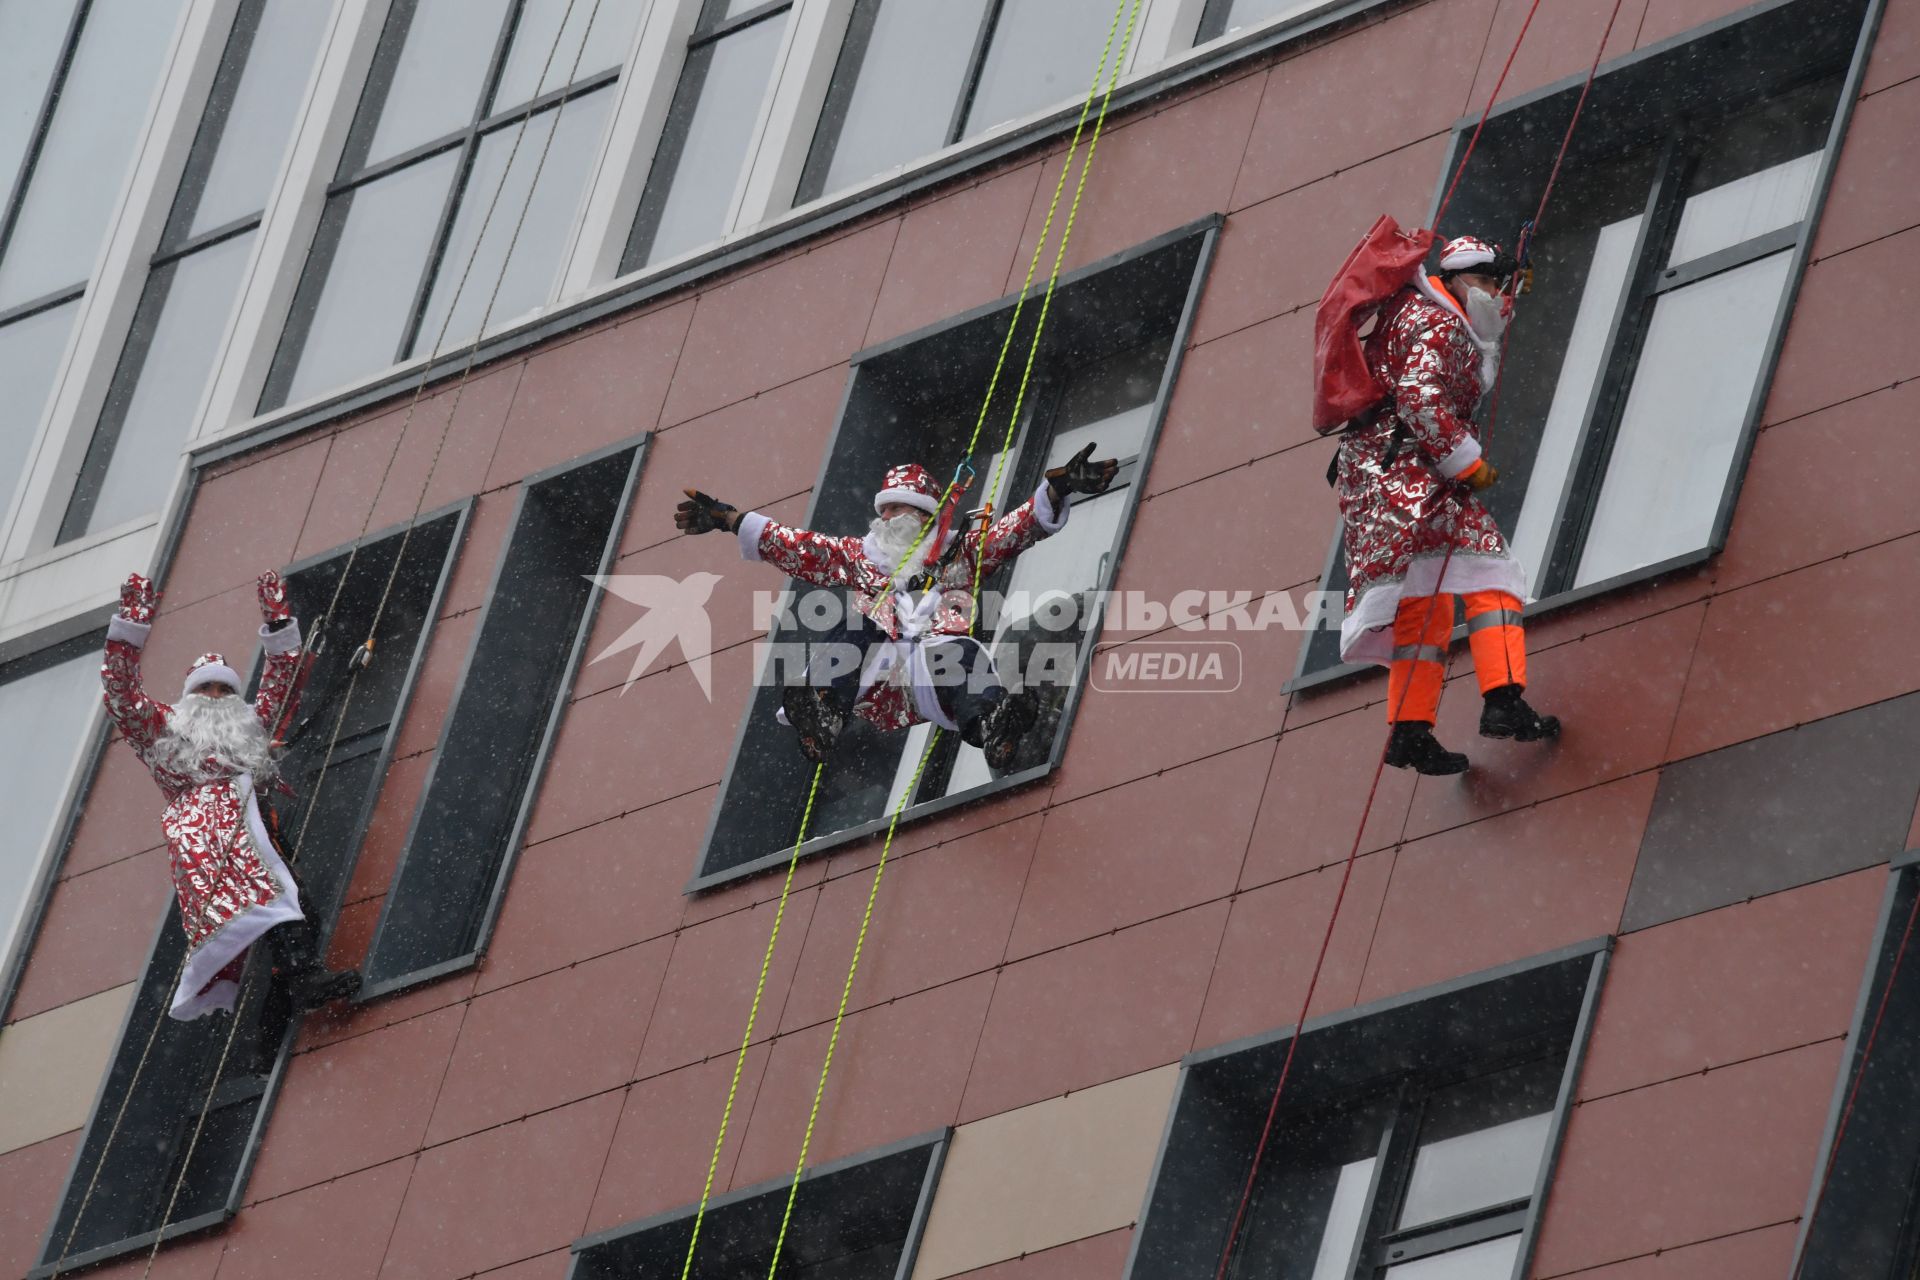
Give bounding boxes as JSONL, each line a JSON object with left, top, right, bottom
{"left": 278, "top": 150, "right": 461, "bottom": 408}
{"left": 965, "top": 0, "right": 1118, "bottom": 138}
{"left": 1508, "top": 213, "right": 1641, "bottom": 595}
{"left": 0, "top": 0, "right": 188, "bottom": 310}
{"left": 187, "top": 0, "right": 336, "bottom": 236}
{"left": 1385, "top": 1234, "right": 1523, "bottom": 1280}
{"left": 494, "top": 0, "right": 645, "bottom": 108}
{"left": 1398, "top": 1057, "right": 1561, "bottom": 1229}
{"left": 358, "top": 0, "right": 512, "bottom": 170}
{"left": 805, "top": 0, "right": 989, "bottom": 200}
{"left": 0, "top": 300, "right": 80, "bottom": 493}
{"left": 630, "top": 14, "right": 785, "bottom": 268}
{"left": 1204, "top": 0, "right": 1318, "bottom": 39}
{"left": 1575, "top": 249, "right": 1794, "bottom": 587}
{"left": 71, "top": 232, "right": 254, "bottom": 538}
{"left": 1667, "top": 151, "right": 1821, "bottom": 266}
{"left": 414, "top": 90, "right": 613, "bottom": 353}
{"left": 0, "top": 650, "right": 99, "bottom": 972}
{"left": 0, "top": 0, "right": 78, "bottom": 201}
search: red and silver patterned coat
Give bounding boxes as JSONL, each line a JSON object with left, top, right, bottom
{"left": 101, "top": 614, "right": 308, "bottom": 1020}
{"left": 1334, "top": 278, "right": 1527, "bottom": 666}
{"left": 737, "top": 484, "right": 1067, "bottom": 730}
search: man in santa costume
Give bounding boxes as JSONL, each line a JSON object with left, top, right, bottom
{"left": 674, "top": 444, "right": 1118, "bottom": 767}
{"left": 103, "top": 570, "right": 361, "bottom": 1022}
{"left": 1333, "top": 234, "right": 1560, "bottom": 775}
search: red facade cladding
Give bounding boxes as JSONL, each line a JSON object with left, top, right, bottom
{"left": 5, "top": 0, "right": 1920, "bottom": 1276}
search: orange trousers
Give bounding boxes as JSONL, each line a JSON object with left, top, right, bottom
{"left": 1386, "top": 590, "right": 1526, "bottom": 724}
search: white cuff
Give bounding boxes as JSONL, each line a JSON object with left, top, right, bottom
{"left": 259, "top": 618, "right": 303, "bottom": 655}
{"left": 1436, "top": 436, "right": 1483, "bottom": 480}
{"left": 737, "top": 512, "right": 771, "bottom": 561}
{"left": 107, "top": 615, "right": 152, "bottom": 647}
{"left": 1032, "top": 483, "right": 1068, "bottom": 534}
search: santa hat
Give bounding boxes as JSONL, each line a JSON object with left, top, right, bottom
{"left": 182, "top": 653, "right": 242, "bottom": 698}
{"left": 873, "top": 463, "right": 942, "bottom": 516}
{"left": 1438, "top": 235, "right": 1501, "bottom": 274}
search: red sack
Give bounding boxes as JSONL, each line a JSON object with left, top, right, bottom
{"left": 1311, "top": 215, "right": 1436, "bottom": 434}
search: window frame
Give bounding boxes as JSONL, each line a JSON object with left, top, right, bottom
{"left": 568, "top": 1128, "right": 949, "bottom": 1280}
{"left": 1792, "top": 848, "right": 1920, "bottom": 1278}
{"left": 620, "top": 0, "right": 796, "bottom": 272}
{"left": 686, "top": 216, "right": 1219, "bottom": 893}
{"left": 1285, "top": 0, "right": 1883, "bottom": 693}
{"left": 1124, "top": 938, "right": 1610, "bottom": 1280}
{"left": 356, "top": 434, "right": 649, "bottom": 999}
{"left": 793, "top": 0, "right": 1134, "bottom": 208}
{"left": 26, "top": 499, "right": 470, "bottom": 1279}
{"left": 0, "top": 628, "right": 110, "bottom": 1024}
{"left": 261, "top": 0, "right": 629, "bottom": 413}
{"left": 57, "top": 0, "right": 334, "bottom": 544}
{"left": 0, "top": 0, "right": 91, "bottom": 328}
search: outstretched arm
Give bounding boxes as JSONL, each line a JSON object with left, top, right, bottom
{"left": 252, "top": 571, "right": 305, "bottom": 741}
{"left": 967, "top": 441, "right": 1116, "bottom": 579}
{"left": 102, "top": 573, "right": 170, "bottom": 752}
{"left": 676, "top": 488, "right": 864, "bottom": 589}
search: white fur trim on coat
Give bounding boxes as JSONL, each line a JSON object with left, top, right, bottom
{"left": 259, "top": 618, "right": 303, "bottom": 655}
{"left": 170, "top": 775, "right": 306, "bottom": 1020}
{"left": 737, "top": 511, "right": 772, "bottom": 561}
{"left": 107, "top": 615, "right": 152, "bottom": 647}
{"left": 1338, "top": 551, "right": 1531, "bottom": 667}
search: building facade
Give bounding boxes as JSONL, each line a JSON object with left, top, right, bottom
{"left": 0, "top": 0, "right": 1916, "bottom": 1276}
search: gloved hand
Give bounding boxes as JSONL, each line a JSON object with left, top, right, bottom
{"left": 258, "top": 570, "right": 293, "bottom": 628}
{"left": 1462, "top": 459, "right": 1499, "bottom": 492}
{"left": 119, "top": 573, "right": 160, "bottom": 624}
{"left": 1045, "top": 442, "right": 1119, "bottom": 502}
{"left": 675, "top": 489, "right": 740, "bottom": 535}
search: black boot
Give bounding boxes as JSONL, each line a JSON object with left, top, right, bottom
{"left": 266, "top": 920, "right": 361, "bottom": 1013}
{"left": 783, "top": 683, "right": 848, "bottom": 764}
{"left": 1384, "top": 722, "right": 1470, "bottom": 775}
{"left": 962, "top": 687, "right": 1038, "bottom": 773}
{"left": 1479, "top": 685, "right": 1561, "bottom": 742}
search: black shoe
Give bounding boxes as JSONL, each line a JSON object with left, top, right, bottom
{"left": 1384, "top": 722, "right": 1470, "bottom": 775}
{"left": 1479, "top": 685, "right": 1561, "bottom": 742}
{"left": 783, "top": 684, "right": 847, "bottom": 764}
{"left": 288, "top": 966, "right": 362, "bottom": 1013}
{"left": 970, "top": 688, "right": 1038, "bottom": 773}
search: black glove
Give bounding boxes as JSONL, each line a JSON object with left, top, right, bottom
{"left": 1045, "top": 442, "right": 1119, "bottom": 501}
{"left": 675, "top": 489, "right": 740, "bottom": 535}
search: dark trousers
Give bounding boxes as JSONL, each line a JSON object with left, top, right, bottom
{"left": 804, "top": 609, "right": 1005, "bottom": 734}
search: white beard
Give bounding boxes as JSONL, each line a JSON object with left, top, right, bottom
{"left": 868, "top": 512, "right": 936, "bottom": 579}
{"left": 1463, "top": 286, "right": 1510, "bottom": 344}
{"left": 151, "top": 694, "right": 278, "bottom": 781}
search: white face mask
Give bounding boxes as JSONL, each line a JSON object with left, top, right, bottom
{"left": 1463, "top": 285, "right": 1511, "bottom": 342}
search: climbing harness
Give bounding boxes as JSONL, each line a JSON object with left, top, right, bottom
{"left": 1215, "top": 1, "right": 1624, "bottom": 1275}
{"left": 676, "top": 2, "right": 1145, "bottom": 1275}
{"left": 45, "top": 4, "right": 610, "bottom": 1276}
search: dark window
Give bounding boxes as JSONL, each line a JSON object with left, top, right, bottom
{"left": 571, "top": 1131, "right": 946, "bottom": 1280}
{"left": 1292, "top": 0, "right": 1870, "bottom": 685}
{"left": 0, "top": 0, "right": 188, "bottom": 504}
{"left": 795, "top": 0, "right": 1123, "bottom": 206}
{"left": 60, "top": 0, "right": 333, "bottom": 543}
{"left": 695, "top": 222, "right": 1214, "bottom": 887}
{"left": 1795, "top": 855, "right": 1920, "bottom": 1279}
{"left": 621, "top": 0, "right": 792, "bottom": 271}
{"left": 1129, "top": 943, "right": 1607, "bottom": 1279}
{"left": 262, "top": 0, "right": 645, "bottom": 411}
{"left": 360, "top": 440, "right": 646, "bottom": 994}
{"left": 32, "top": 512, "right": 464, "bottom": 1277}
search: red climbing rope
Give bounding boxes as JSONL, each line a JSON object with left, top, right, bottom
{"left": 1790, "top": 882, "right": 1920, "bottom": 1278}
{"left": 1433, "top": 0, "right": 1544, "bottom": 230}
{"left": 1216, "top": 2, "right": 1630, "bottom": 1272}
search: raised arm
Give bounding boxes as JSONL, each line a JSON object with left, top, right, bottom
{"left": 252, "top": 571, "right": 306, "bottom": 741}
{"left": 966, "top": 441, "right": 1116, "bottom": 580}
{"left": 102, "top": 573, "right": 170, "bottom": 752}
